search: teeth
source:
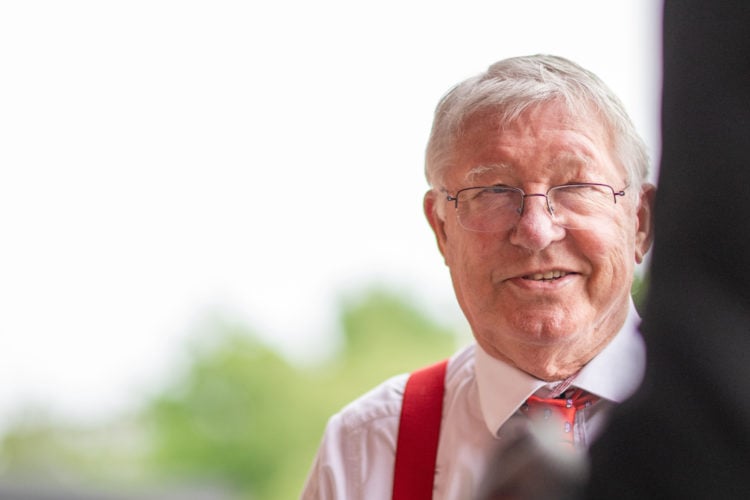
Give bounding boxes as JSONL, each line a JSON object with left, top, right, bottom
{"left": 527, "top": 271, "right": 568, "bottom": 281}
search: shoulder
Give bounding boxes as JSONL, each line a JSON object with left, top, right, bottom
{"left": 302, "top": 373, "right": 409, "bottom": 499}
{"left": 335, "top": 344, "right": 477, "bottom": 430}
{"left": 445, "top": 342, "right": 477, "bottom": 386}
{"left": 442, "top": 343, "right": 480, "bottom": 420}
{"left": 333, "top": 371, "right": 410, "bottom": 433}
{"left": 301, "top": 346, "right": 478, "bottom": 498}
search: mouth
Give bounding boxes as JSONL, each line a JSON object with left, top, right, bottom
{"left": 521, "top": 270, "right": 571, "bottom": 282}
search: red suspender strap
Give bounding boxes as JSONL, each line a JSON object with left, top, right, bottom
{"left": 392, "top": 359, "right": 449, "bottom": 500}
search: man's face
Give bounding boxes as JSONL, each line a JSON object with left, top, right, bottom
{"left": 424, "top": 101, "right": 654, "bottom": 380}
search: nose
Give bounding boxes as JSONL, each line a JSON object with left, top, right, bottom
{"left": 508, "top": 193, "right": 566, "bottom": 251}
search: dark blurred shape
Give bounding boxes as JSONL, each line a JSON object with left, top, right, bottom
{"left": 476, "top": 423, "right": 587, "bottom": 500}
{"left": 584, "top": 1, "right": 750, "bottom": 498}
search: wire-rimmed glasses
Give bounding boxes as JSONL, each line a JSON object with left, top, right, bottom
{"left": 444, "top": 183, "right": 626, "bottom": 232}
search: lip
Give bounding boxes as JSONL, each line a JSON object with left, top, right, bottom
{"left": 523, "top": 269, "right": 568, "bottom": 280}
{"left": 506, "top": 269, "right": 579, "bottom": 289}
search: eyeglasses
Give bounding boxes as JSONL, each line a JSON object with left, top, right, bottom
{"left": 444, "top": 182, "right": 626, "bottom": 232}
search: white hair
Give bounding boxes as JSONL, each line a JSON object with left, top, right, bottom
{"left": 425, "top": 55, "right": 649, "bottom": 194}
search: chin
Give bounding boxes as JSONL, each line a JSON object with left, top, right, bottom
{"left": 507, "top": 305, "right": 579, "bottom": 333}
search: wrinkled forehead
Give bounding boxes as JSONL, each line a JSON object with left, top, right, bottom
{"left": 461, "top": 150, "right": 597, "bottom": 184}
{"left": 444, "top": 102, "right": 620, "bottom": 185}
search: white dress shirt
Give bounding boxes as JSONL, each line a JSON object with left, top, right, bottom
{"left": 301, "top": 301, "right": 645, "bottom": 500}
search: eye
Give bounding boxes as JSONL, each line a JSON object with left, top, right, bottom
{"left": 469, "top": 186, "right": 516, "bottom": 202}
{"left": 486, "top": 186, "right": 516, "bottom": 194}
{"left": 551, "top": 184, "right": 616, "bottom": 213}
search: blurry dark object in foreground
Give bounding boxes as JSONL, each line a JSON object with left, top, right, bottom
{"left": 476, "top": 422, "right": 587, "bottom": 500}
{"left": 584, "top": 1, "right": 750, "bottom": 498}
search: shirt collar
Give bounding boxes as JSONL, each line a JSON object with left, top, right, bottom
{"left": 474, "top": 300, "right": 646, "bottom": 436}
{"left": 572, "top": 300, "right": 646, "bottom": 403}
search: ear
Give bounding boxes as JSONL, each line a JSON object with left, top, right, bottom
{"left": 424, "top": 190, "right": 449, "bottom": 263}
{"left": 634, "top": 183, "right": 656, "bottom": 263}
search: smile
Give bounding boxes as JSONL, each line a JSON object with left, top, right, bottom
{"left": 522, "top": 270, "right": 570, "bottom": 281}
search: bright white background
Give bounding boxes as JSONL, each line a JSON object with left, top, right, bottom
{"left": 0, "top": 1, "right": 662, "bottom": 427}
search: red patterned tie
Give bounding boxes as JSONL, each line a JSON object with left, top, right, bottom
{"left": 522, "top": 388, "right": 598, "bottom": 449}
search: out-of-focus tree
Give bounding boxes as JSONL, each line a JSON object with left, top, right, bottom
{"left": 333, "top": 286, "right": 460, "bottom": 385}
{"left": 144, "top": 324, "right": 303, "bottom": 499}
{"left": 143, "top": 286, "right": 461, "bottom": 499}
{"left": 0, "top": 409, "right": 157, "bottom": 496}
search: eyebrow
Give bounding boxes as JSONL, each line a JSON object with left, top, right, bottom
{"left": 554, "top": 151, "right": 593, "bottom": 169}
{"left": 463, "top": 153, "right": 595, "bottom": 184}
{"left": 463, "top": 163, "right": 512, "bottom": 183}
{"left": 550, "top": 152, "right": 598, "bottom": 180}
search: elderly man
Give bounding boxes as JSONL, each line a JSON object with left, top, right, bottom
{"left": 302, "top": 55, "right": 655, "bottom": 500}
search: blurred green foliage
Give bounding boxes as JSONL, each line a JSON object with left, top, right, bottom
{"left": 145, "top": 287, "right": 459, "bottom": 499}
{"left": 632, "top": 270, "right": 649, "bottom": 314}
{"left": 0, "top": 286, "right": 460, "bottom": 499}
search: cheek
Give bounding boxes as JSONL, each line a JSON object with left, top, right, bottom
{"left": 445, "top": 225, "right": 498, "bottom": 263}
{"left": 445, "top": 232, "right": 501, "bottom": 287}
{"left": 582, "top": 227, "right": 635, "bottom": 286}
